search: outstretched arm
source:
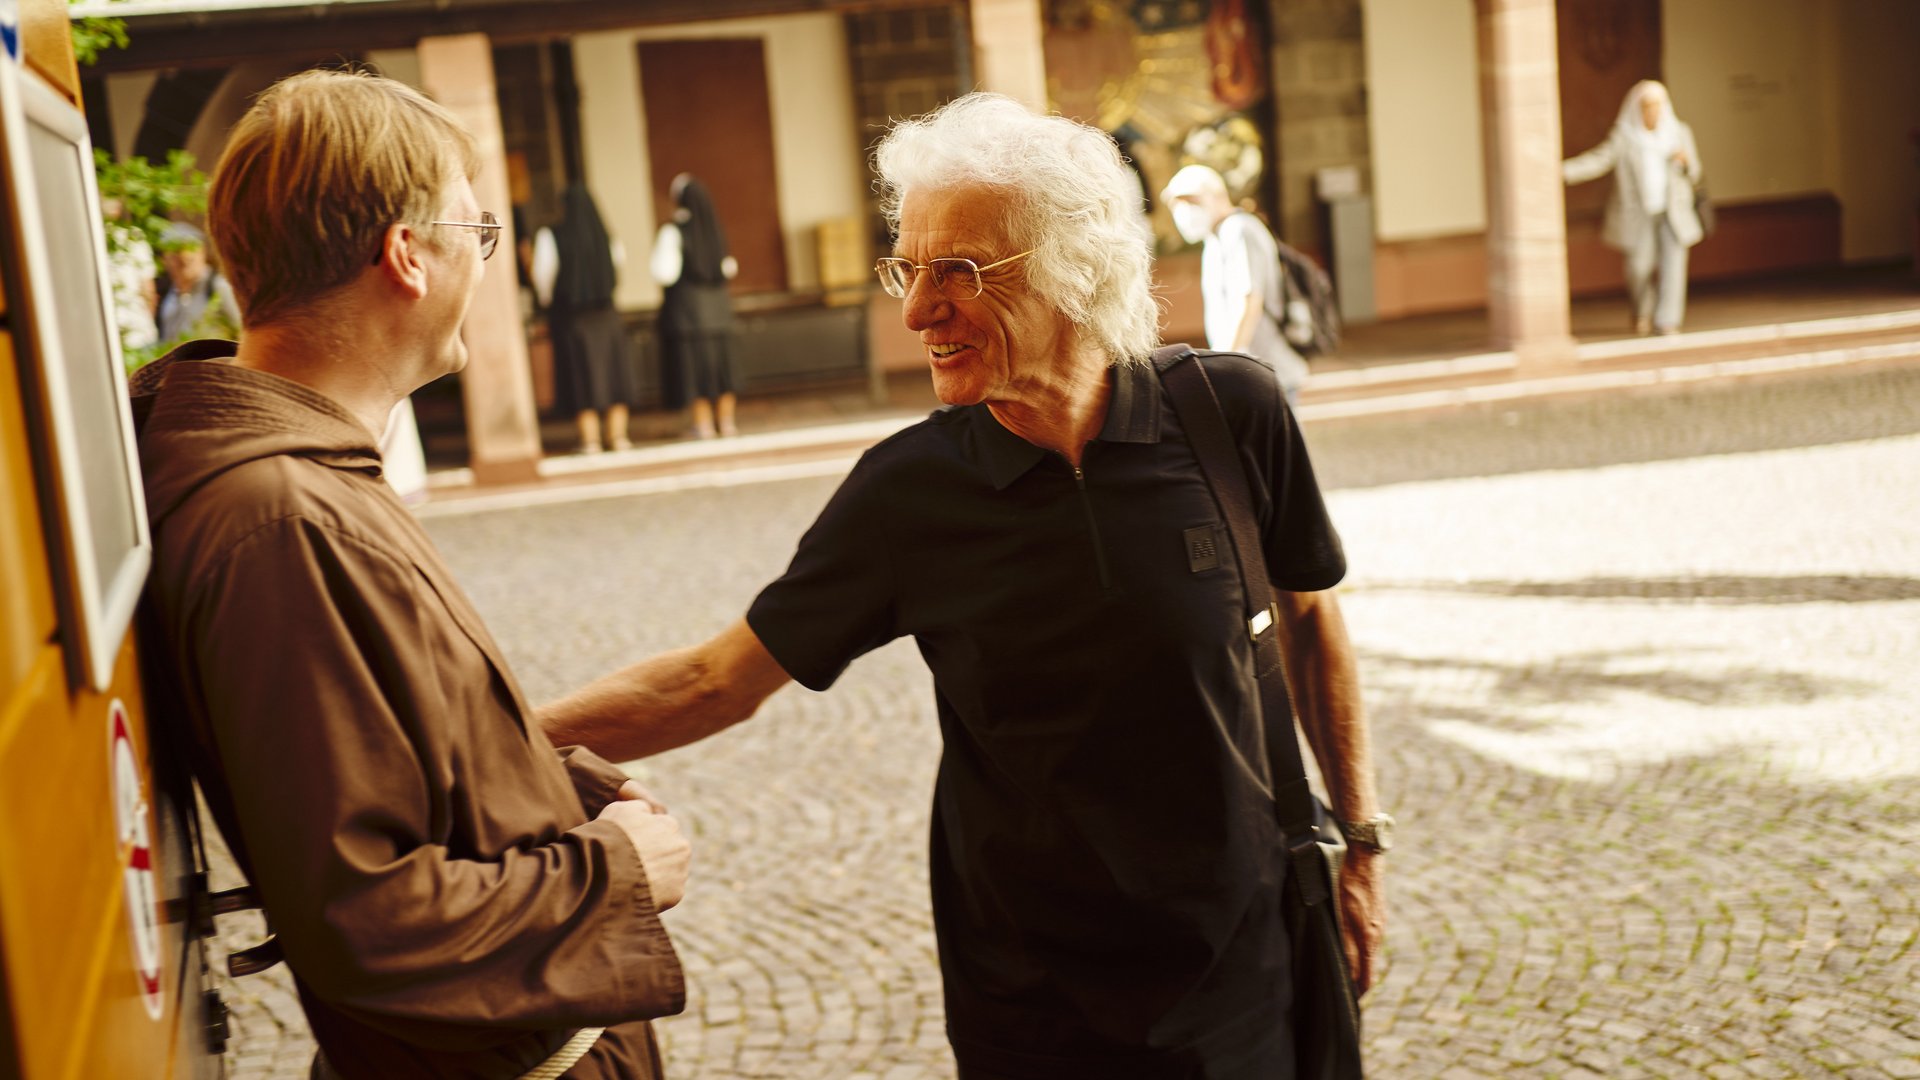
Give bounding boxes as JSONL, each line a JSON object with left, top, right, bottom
{"left": 1562, "top": 135, "right": 1618, "bottom": 186}
{"left": 1275, "top": 587, "right": 1386, "bottom": 994}
{"left": 540, "top": 617, "right": 793, "bottom": 763}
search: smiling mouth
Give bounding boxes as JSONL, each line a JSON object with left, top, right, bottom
{"left": 928, "top": 343, "right": 968, "bottom": 359}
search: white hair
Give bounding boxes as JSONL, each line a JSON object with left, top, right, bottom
{"left": 872, "top": 93, "right": 1160, "bottom": 365}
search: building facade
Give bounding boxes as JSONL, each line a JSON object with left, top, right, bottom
{"left": 77, "top": 0, "right": 1920, "bottom": 474}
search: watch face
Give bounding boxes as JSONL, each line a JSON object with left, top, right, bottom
{"left": 1346, "top": 814, "right": 1394, "bottom": 852}
{"left": 1368, "top": 814, "right": 1395, "bottom": 852}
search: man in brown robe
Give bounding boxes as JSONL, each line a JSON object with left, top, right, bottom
{"left": 133, "top": 70, "right": 688, "bottom": 1078}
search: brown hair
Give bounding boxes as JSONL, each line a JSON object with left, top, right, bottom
{"left": 208, "top": 69, "right": 480, "bottom": 327}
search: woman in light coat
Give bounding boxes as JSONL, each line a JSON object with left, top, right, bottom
{"left": 1564, "top": 80, "right": 1705, "bottom": 335}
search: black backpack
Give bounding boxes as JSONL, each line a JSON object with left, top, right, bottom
{"left": 1274, "top": 234, "right": 1342, "bottom": 359}
{"left": 1233, "top": 211, "right": 1341, "bottom": 360}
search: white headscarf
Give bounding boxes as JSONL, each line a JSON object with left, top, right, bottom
{"left": 1618, "top": 80, "right": 1683, "bottom": 214}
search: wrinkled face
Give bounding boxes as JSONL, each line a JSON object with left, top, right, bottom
{"left": 895, "top": 184, "right": 1072, "bottom": 408}
{"left": 421, "top": 176, "right": 489, "bottom": 376}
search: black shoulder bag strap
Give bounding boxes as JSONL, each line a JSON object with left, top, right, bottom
{"left": 1155, "top": 344, "right": 1364, "bottom": 1079}
{"left": 1154, "top": 345, "right": 1318, "bottom": 871}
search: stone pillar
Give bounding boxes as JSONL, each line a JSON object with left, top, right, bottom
{"left": 418, "top": 33, "right": 543, "bottom": 485}
{"left": 1266, "top": 0, "right": 1371, "bottom": 261}
{"left": 969, "top": 0, "right": 1047, "bottom": 111}
{"left": 1477, "top": 0, "right": 1574, "bottom": 368}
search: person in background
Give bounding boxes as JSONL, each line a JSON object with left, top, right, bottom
{"left": 154, "top": 220, "right": 242, "bottom": 346}
{"left": 1160, "top": 164, "right": 1312, "bottom": 408}
{"left": 132, "top": 70, "right": 688, "bottom": 1079}
{"left": 652, "top": 174, "right": 739, "bottom": 438}
{"left": 1563, "top": 79, "right": 1706, "bottom": 336}
{"left": 534, "top": 183, "right": 640, "bottom": 452}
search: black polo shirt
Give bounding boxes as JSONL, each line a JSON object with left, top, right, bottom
{"left": 747, "top": 351, "right": 1345, "bottom": 1077}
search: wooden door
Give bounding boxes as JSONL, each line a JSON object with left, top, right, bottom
{"left": 1557, "top": 0, "right": 1663, "bottom": 219}
{"left": 639, "top": 38, "right": 788, "bottom": 295}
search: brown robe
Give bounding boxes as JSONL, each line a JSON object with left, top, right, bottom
{"left": 133, "top": 344, "right": 683, "bottom": 1078}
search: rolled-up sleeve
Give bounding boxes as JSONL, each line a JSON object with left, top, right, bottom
{"left": 747, "top": 456, "right": 901, "bottom": 691}
{"left": 556, "top": 745, "right": 635, "bottom": 818}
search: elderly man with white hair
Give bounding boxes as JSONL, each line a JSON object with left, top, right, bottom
{"left": 546, "top": 93, "right": 1387, "bottom": 1078}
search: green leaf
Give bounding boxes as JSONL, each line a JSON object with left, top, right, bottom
{"left": 68, "top": 0, "right": 130, "bottom": 67}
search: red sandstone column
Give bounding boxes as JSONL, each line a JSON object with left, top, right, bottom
{"left": 418, "top": 33, "right": 543, "bottom": 485}
{"left": 1477, "top": 0, "right": 1575, "bottom": 369}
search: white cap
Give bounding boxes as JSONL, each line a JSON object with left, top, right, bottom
{"left": 158, "top": 220, "right": 207, "bottom": 249}
{"left": 1160, "top": 163, "right": 1228, "bottom": 202}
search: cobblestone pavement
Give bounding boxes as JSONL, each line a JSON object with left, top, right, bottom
{"left": 208, "top": 363, "right": 1920, "bottom": 1078}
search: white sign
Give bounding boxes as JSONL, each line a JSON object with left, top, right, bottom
{"left": 1315, "top": 165, "right": 1362, "bottom": 200}
{"left": 109, "top": 701, "right": 164, "bottom": 1021}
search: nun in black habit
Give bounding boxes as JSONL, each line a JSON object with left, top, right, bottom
{"left": 651, "top": 174, "right": 739, "bottom": 438}
{"left": 534, "top": 183, "right": 639, "bottom": 452}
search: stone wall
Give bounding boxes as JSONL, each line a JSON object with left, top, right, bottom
{"left": 1266, "top": 0, "right": 1371, "bottom": 258}
{"left": 845, "top": 4, "right": 972, "bottom": 251}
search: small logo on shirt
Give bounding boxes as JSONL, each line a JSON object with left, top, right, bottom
{"left": 1185, "top": 525, "right": 1220, "bottom": 573}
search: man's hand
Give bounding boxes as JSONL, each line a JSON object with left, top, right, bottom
{"left": 1339, "top": 847, "right": 1387, "bottom": 995}
{"left": 597, "top": 799, "right": 690, "bottom": 912}
{"left": 616, "top": 778, "right": 669, "bottom": 814}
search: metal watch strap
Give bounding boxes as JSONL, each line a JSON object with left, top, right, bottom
{"left": 1341, "top": 812, "right": 1394, "bottom": 853}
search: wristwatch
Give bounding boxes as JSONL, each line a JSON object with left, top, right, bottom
{"left": 1340, "top": 812, "right": 1396, "bottom": 854}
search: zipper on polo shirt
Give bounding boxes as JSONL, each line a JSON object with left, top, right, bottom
{"left": 1071, "top": 464, "right": 1113, "bottom": 590}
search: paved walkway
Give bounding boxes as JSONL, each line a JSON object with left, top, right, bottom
{"left": 206, "top": 362, "right": 1920, "bottom": 1078}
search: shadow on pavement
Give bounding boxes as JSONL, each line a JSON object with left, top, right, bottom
{"left": 1363, "top": 574, "right": 1920, "bottom": 605}
{"left": 1359, "top": 646, "right": 1875, "bottom": 712}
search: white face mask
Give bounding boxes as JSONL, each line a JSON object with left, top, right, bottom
{"left": 1171, "top": 202, "right": 1213, "bottom": 244}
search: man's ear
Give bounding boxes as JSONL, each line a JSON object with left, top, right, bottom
{"left": 375, "top": 223, "right": 431, "bottom": 300}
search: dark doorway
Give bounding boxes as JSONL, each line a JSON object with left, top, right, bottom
{"left": 1556, "top": 0, "right": 1663, "bottom": 219}
{"left": 638, "top": 38, "right": 787, "bottom": 295}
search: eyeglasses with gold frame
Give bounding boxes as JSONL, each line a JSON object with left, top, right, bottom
{"left": 874, "top": 250, "right": 1033, "bottom": 300}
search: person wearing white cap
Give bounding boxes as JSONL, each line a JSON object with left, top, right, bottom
{"left": 155, "top": 219, "right": 242, "bottom": 346}
{"left": 1161, "top": 163, "right": 1311, "bottom": 407}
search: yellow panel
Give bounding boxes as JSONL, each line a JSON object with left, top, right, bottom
{"left": 66, "top": 640, "right": 183, "bottom": 1080}
{"left": 1, "top": 14, "right": 198, "bottom": 1077}
{"left": 0, "top": 333, "right": 59, "bottom": 696}
{"left": 0, "top": 649, "right": 102, "bottom": 1079}
{"left": 19, "top": 0, "right": 80, "bottom": 107}
{"left": 0, "top": 637, "right": 176, "bottom": 1079}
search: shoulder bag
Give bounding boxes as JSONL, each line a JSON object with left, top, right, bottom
{"left": 1155, "top": 344, "right": 1365, "bottom": 1080}
{"left": 1693, "top": 175, "right": 1716, "bottom": 238}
